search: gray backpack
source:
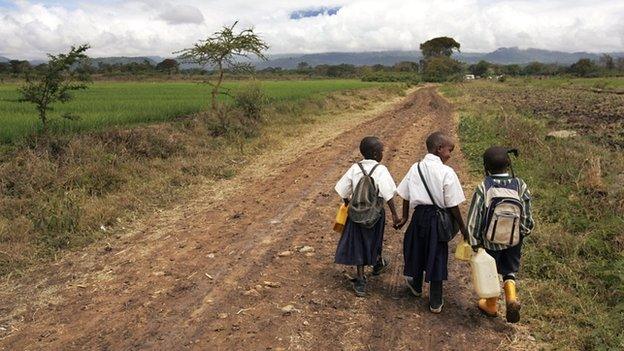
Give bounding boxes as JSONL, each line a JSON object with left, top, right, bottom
{"left": 348, "top": 163, "right": 384, "bottom": 228}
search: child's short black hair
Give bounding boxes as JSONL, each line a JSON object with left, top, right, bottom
{"left": 426, "top": 131, "right": 452, "bottom": 153}
{"left": 483, "top": 146, "right": 511, "bottom": 173}
{"left": 360, "top": 136, "right": 382, "bottom": 159}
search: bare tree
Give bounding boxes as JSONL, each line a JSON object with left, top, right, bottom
{"left": 176, "top": 22, "right": 269, "bottom": 111}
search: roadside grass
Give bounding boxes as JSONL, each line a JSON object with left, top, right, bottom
{"left": 443, "top": 82, "right": 624, "bottom": 350}
{"left": 0, "top": 84, "right": 405, "bottom": 277}
{"left": 0, "top": 80, "right": 382, "bottom": 143}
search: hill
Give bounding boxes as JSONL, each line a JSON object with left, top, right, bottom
{"left": 3, "top": 48, "right": 623, "bottom": 69}
{"left": 479, "top": 47, "right": 609, "bottom": 64}
{"left": 256, "top": 47, "right": 623, "bottom": 68}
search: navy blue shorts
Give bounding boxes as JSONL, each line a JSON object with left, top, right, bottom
{"left": 486, "top": 239, "right": 523, "bottom": 276}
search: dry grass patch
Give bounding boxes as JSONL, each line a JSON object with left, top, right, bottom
{"left": 0, "top": 85, "right": 406, "bottom": 277}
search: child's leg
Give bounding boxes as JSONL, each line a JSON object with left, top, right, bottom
{"left": 356, "top": 265, "right": 364, "bottom": 279}
{"left": 405, "top": 270, "right": 423, "bottom": 297}
{"left": 500, "top": 242, "right": 523, "bottom": 323}
{"left": 479, "top": 248, "right": 501, "bottom": 317}
{"left": 427, "top": 239, "right": 448, "bottom": 313}
{"left": 429, "top": 281, "right": 443, "bottom": 313}
{"left": 353, "top": 265, "right": 366, "bottom": 297}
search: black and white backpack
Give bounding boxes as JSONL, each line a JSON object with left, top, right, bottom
{"left": 482, "top": 177, "right": 523, "bottom": 247}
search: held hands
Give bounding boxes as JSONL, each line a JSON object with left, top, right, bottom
{"left": 460, "top": 226, "right": 469, "bottom": 242}
{"left": 393, "top": 216, "right": 407, "bottom": 230}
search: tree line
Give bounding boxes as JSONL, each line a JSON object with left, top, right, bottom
{"left": 0, "top": 58, "right": 182, "bottom": 77}
{"left": 4, "top": 53, "right": 623, "bottom": 82}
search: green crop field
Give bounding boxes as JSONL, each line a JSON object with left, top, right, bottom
{"left": 0, "top": 80, "right": 381, "bottom": 143}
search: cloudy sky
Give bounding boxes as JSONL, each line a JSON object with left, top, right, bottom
{"left": 1, "top": 0, "right": 623, "bottom": 59}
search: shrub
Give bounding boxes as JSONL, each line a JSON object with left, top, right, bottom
{"left": 362, "top": 72, "right": 421, "bottom": 85}
{"left": 233, "top": 83, "right": 267, "bottom": 123}
{"left": 207, "top": 83, "right": 267, "bottom": 138}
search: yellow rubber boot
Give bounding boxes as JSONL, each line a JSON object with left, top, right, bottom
{"left": 478, "top": 297, "right": 498, "bottom": 317}
{"left": 504, "top": 280, "right": 521, "bottom": 323}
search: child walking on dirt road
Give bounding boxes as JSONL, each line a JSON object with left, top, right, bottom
{"left": 395, "top": 132, "right": 468, "bottom": 313}
{"left": 334, "top": 136, "right": 400, "bottom": 297}
{"left": 467, "top": 146, "right": 534, "bottom": 323}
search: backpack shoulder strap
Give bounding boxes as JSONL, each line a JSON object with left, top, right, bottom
{"left": 358, "top": 162, "right": 380, "bottom": 177}
{"left": 417, "top": 162, "right": 440, "bottom": 208}
{"left": 356, "top": 162, "right": 368, "bottom": 177}
{"left": 369, "top": 163, "right": 380, "bottom": 176}
{"left": 511, "top": 177, "right": 521, "bottom": 193}
{"left": 484, "top": 176, "right": 495, "bottom": 191}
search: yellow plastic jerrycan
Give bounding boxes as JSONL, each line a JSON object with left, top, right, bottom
{"left": 455, "top": 241, "right": 472, "bottom": 261}
{"left": 470, "top": 248, "right": 501, "bottom": 298}
{"left": 333, "top": 204, "right": 348, "bottom": 233}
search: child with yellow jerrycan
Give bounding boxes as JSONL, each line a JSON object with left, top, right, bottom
{"left": 466, "top": 147, "right": 534, "bottom": 323}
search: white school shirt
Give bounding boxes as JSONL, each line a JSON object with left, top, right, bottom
{"left": 335, "top": 159, "right": 397, "bottom": 202}
{"left": 396, "top": 153, "right": 465, "bottom": 210}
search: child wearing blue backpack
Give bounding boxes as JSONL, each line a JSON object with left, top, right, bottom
{"left": 467, "top": 146, "right": 534, "bottom": 323}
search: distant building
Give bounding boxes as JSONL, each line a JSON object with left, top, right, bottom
{"left": 464, "top": 74, "right": 475, "bottom": 80}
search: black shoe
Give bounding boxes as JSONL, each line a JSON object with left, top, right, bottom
{"left": 372, "top": 257, "right": 390, "bottom": 276}
{"left": 404, "top": 276, "right": 422, "bottom": 297}
{"left": 353, "top": 277, "right": 366, "bottom": 297}
{"left": 429, "top": 301, "right": 444, "bottom": 314}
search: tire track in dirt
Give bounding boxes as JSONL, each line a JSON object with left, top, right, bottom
{"left": 179, "top": 89, "right": 428, "bottom": 349}
{"left": 0, "top": 87, "right": 522, "bottom": 351}
{"left": 362, "top": 89, "right": 514, "bottom": 351}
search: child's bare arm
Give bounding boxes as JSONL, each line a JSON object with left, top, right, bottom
{"left": 386, "top": 198, "right": 400, "bottom": 226}
{"left": 394, "top": 199, "right": 410, "bottom": 229}
{"left": 448, "top": 206, "right": 469, "bottom": 241}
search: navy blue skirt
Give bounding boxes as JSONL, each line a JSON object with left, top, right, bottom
{"left": 334, "top": 209, "right": 385, "bottom": 266}
{"left": 403, "top": 205, "right": 448, "bottom": 282}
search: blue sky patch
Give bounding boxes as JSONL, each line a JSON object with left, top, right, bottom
{"left": 290, "top": 6, "right": 340, "bottom": 20}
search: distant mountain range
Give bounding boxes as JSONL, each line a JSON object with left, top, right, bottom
{"left": 2, "top": 48, "right": 623, "bottom": 68}
{"left": 256, "top": 48, "right": 624, "bottom": 69}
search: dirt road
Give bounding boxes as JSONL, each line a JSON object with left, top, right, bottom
{"left": 0, "top": 87, "right": 526, "bottom": 350}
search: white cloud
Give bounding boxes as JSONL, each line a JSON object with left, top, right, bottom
{"left": 159, "top": 4, "right": 204, "bottom": 25}
{"left": 0, "top": 0, "right": 622, "bottom": 59}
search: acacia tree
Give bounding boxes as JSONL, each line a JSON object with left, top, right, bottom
{"left": 19, "top": 44, "right": 91, "bottom": 132}
{"left": 176, "top": 22, "right": 268, "bottom": 111}
{"left": 419, "top": 37, "right": 462, "bottom": 82}
{"left": 419, "top": 37, "right": 461, "bottom": 59}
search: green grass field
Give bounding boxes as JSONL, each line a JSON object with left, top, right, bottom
{"left": 0, "top": 80, "right": 381, "bottom": 143}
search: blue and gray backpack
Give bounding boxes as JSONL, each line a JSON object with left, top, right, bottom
{"left": 482, "top": 177, "right": 524, "bottom": 247}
